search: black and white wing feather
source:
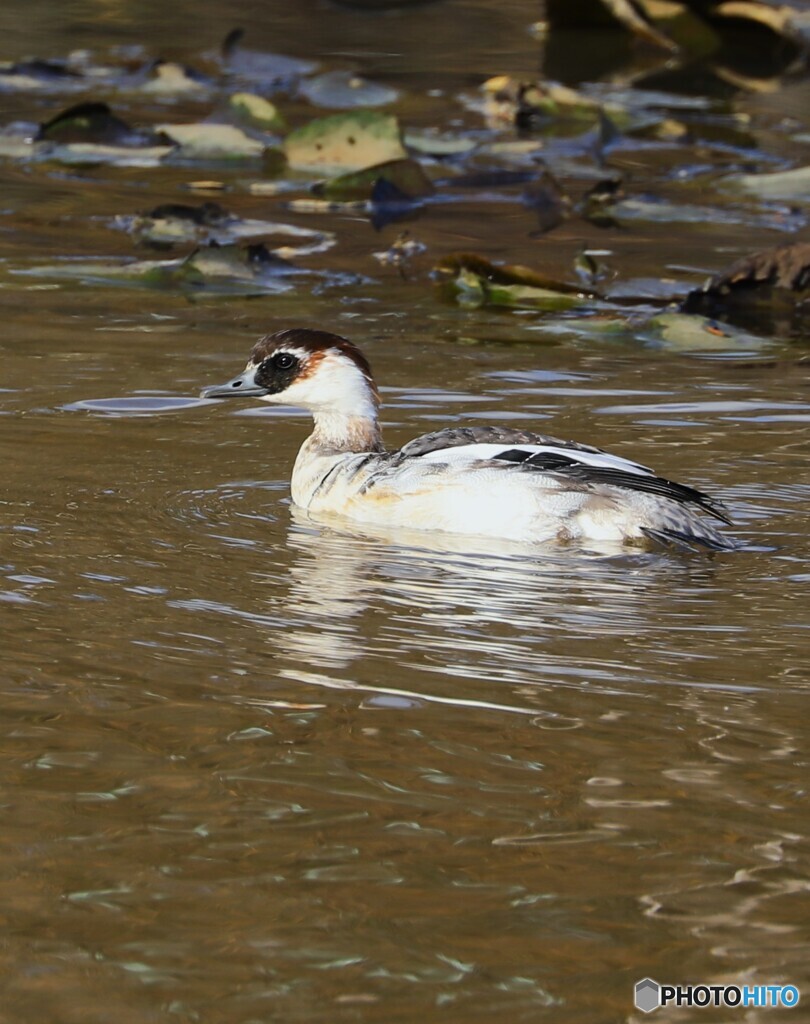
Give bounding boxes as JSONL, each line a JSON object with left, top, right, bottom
{"left": 396, "top": 425, "right": 731, "bottom": 526}
{"left": 398, "top": 426, "right": 648, "bottom": 468}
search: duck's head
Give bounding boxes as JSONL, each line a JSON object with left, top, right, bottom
{"left": 200, "top": 328, "right": 380, "bottom": 419}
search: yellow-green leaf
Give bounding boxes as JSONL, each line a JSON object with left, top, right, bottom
{"left": 283, "top": 110, "right": 406, "bottom": 175}
{"left": 229, "top": 93, "right": 286, "bottom": 132}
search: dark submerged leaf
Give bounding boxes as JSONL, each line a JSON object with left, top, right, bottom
{"left": 222, "top": 28, "right": 246, "bottom": 59}
{"left": 144, "top": 202, "right": 229, "bottom": 226}
{"left": 314, "top": 158, "right": 434, "bottom": 201}
{"left": 437, "top": 170, "right": 538, "bottom": 190}
{"left": 37, "top": 101, "right": 168, "bottom": 146}
{"left": 2, "top": 58, "right": 82, "bottom": 81}
{"left": 369, "top": 178, "right": 423, "bottom": 230}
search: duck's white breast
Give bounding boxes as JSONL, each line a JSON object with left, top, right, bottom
{"left": 293, "top": 451, "right": 592, "bottom": 543}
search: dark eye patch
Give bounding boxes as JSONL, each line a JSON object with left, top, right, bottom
{"left": 254, "top": 350, "right": 301, "bottom": 393}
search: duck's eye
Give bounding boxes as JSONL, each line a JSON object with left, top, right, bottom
{"left": 272, "top": 352, "right": 297, "bottom": 371}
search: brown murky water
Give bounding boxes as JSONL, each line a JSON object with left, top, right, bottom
{"left": 1, "top": 2, "right": 809, "bottom": 1022}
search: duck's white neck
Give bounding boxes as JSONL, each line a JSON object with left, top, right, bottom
{"left": 307, "top": 406, "right": 384, "bottom": 455}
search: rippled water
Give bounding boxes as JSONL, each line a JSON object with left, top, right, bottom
{"left": 2, "top": 1, "right": 809, "bottom": 1021}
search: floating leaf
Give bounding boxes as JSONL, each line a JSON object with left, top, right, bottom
{"left": 606, "top": 275, "right": 691, "bottom": 304}
{"left": 283, "top": 110, "right": 406, "bottom": 174}
{"left": 185, "top": 180, "right": 226, "bottom": 193}
{"left": 12, "top": 241, "right": 301, "bottom": 296}
{"left": 573, "top": 249, "right": 613, "bottom": 288}
{"left": 513, "top": 311, "right": 773, "bottom": 353}
{"left": 476, "top": 140, "right": 544, "bottom": 161}
{"left": 436, "top": 254, "right": 592, "bottom": 293}
{"left": 40, "top": 142, "right": 174, "bottom": 167}
{"left": 315, "top": 158, "right": 433, "bottom": 200}
{"left": 286, "top": 197, "right": 369, "bottom": 215}
{"left": 403, "top": 129, "right": 478, "bottom": 157}
{"left": 478, "top": 76, "right": 603, "bottom": 130}
{"left": 434, "top": 253, "right": 596, "bottom": 311}
{"left": 126, "top": 201, "right": 238, "bottom": 245}
{"left": 722, "top": 165, "right": 810, "bottom": 201}
{"left": 122, "top": 201, "right": 335, "bottom": 254}
{"left": 453, "top": 272, "right": 588, "bottom": 311}
{"left": 247, "top": 180, "right": 298, "bottom": 196}
{"left": 525, "top": 314, "right": 632, "bottom": 343}
{"left": 229, "top": 92, "right": 286, "bottom": 131}
{"left": 640, "top": 313, "right": 774, "bottom": 352}
{"left": 595, "top": 194, "right": 805, "bottom": 233}
{"left": 299, "top": 70, "right": 399, "bottom": 109}
{"left": 138, "top": 60, "right": 211, "bottom": 95}
{"left": 221, "top": 28, "right": 318, "bottom": 83}
{"left": 0, "top": 58, "right": 84, "bottom": 91}
{"left": 156, "top": 241, "right": 295, "bottom": 289}
{"left": 37, "top": 101, "right": 165, "bottom": 146}
{"left": 158, "top": 122, "right": 265, "bottom": 159}
{"left": 0, "top": 131, "right": 36, "bottom": 158}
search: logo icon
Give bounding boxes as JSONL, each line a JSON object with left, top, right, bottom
{"left": 635, "top": 978, "right": 661, "bottom": 1013}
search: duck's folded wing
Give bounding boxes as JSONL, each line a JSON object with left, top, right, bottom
{"left": 398, "top": 426, "right": 653, "bottom": 476}
{"left": 397, "top": 426, "right": 731, "bottom": 525}
{"left": 399, "top": 425, "right": 635, "bottom": 462}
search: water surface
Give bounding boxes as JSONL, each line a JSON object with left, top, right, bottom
{"left": 1, "top": 2, "right": 809, "bottom": 1021}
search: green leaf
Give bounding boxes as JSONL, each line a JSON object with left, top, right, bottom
{"left": 434, "top": 253, "right": 596, "bottom": 311}
{"left": 642, "top": 313, "right": 773, "bottom": 352}
{"left": 316, "top": 158, "right": 433, "bottom": 200}
{"left": 283, "top": 110, "right": 406, "bottom": 175}
{"left": 229, "top": 92, "right": 286, "bottom": 132}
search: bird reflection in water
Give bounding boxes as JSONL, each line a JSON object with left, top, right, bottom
{"left": 248, "top": 507, "right": 723, "bottom": 715}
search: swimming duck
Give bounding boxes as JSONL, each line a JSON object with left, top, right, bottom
{"left": 200, "top": 328, "right": 736, "bottom": 551}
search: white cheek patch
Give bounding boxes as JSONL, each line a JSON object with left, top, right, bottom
{"left": 293, "top": 354, "right": 377, "bottom": 416}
